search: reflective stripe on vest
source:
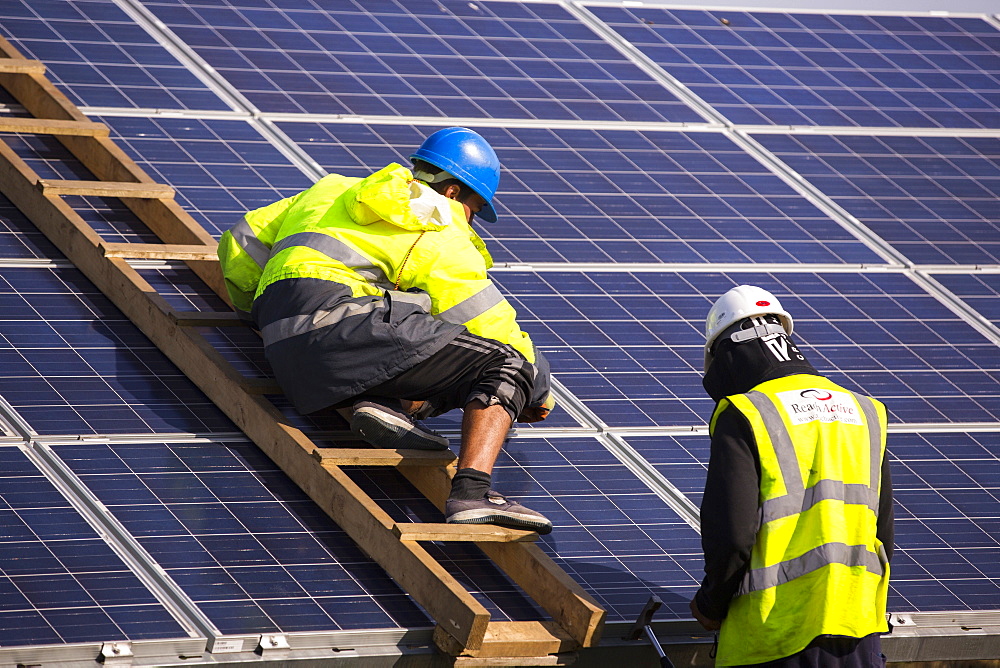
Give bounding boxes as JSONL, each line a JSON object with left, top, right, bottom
{"left": 739, "top": 390, "right": 884, "bottom": 594}
{"left": 231, "top": 217, "right": 271, "bottom": 269}
{"left": 270, "top": 231, "right": 391, "bottom": 287}
{"left": 436, "top": 282, "right": 504, "bottom": 325}
{"left": 261, "top": 299, "right": 382, "bottom": 347}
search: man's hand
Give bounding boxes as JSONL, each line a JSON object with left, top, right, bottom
{"left": 517, "top": 392, "right": 555, "bottom": 423}
{"left": 689, "top": 596, "right": 721, "bottom": 631}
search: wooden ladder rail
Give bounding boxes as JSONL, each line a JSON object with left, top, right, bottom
{"left": 0, "top": 39, "right": 605, "bottom": 662}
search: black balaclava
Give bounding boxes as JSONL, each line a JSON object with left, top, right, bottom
{"left": 703, "top": 315, "right": 818, "bottom": 403}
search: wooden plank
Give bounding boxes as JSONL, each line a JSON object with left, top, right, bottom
{"left": 0, "top": 58, "right": 45, "bottom": 74}
{"left": 394, "top": 523, "right": 538, "bottom": 543}
{"left": 0, "top": 117, "right": 109, "bottom": 137}
{"left": 102, "top": 242, "right": 217, "bottom": 261}
{"left": 240, "top": 377, "right": 283, "bottom": 395}
{"left": 398, "top": 465, "right": 606, "bottom": 649}
{"left": 0, "top": 140, "right": 492, "bottom": 652}
{"left": 170, "top": 311, "right": 249, "bottom": 327}
{"left": 436, "top": 621, "right": 577, "bottom": 658}
{"left": 314, "top": 447, "right": 456, "bottom": 467}
{"left": 38, "top": 179, "right": 175, "bottom": 199}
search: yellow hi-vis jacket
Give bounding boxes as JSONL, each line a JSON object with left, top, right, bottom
{"left": 711, "top": 374, "right": 890, "bottom": 666}
{"left": 217, "top": 163, "right": 536, "bottom": 364}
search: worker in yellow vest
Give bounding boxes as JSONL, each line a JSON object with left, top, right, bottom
{"left": 689, "top": 285, "right": 893, "bottom": 666}
{"left": 218, "top": 127, "right": 555, "bottom": 534}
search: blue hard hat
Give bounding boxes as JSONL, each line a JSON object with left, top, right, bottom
{"left": 410, "top": 127, "right": 500, "bottom": 223}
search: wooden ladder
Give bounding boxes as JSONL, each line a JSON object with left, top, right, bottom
{"left": 0, "top": 38, "right": 605, "bottom": 664}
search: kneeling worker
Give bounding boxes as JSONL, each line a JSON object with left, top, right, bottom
{"left": 690, "top": 285, "right": 893, "bottom": 666}
{"left": 219, "top": 127, "right": 555, "bottom": 534}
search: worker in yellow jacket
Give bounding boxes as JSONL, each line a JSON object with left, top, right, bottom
{"left": 690, "top": 285, "right": 893, "bottom": 666}
{"left": 218, "top": 127, "right": 555, "bottom": 534}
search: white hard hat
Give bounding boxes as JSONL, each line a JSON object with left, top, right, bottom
{"left": 704, "top": 285, "right": 793, "bottom": 371}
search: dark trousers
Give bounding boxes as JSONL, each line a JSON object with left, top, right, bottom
{"left": 356, "top": 332, "right": 535, "bottom": 422}
{"left": 733, "top": 633, "right": 885, "bottom": 668}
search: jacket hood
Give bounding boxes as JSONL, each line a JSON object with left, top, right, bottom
{"left": 345, "top": 163, "right": 493, "bottom": 268}
{"left": 703, "top": 332, "right": 817, "bottom": 403}
{"left": 345, "top": 163, "right": 454, "bottom": 231}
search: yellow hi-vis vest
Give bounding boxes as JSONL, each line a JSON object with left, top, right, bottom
{"left": 217, "top": 163, "right": 535, "bottom": 363}
{"left": 711, "top": 374, "right": 889, "bottom": 666}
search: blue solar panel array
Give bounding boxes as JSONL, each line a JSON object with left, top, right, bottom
{"left": 755, "top": 133, "right": 1000, "bottom": 265}
{"left": 281, "top": 122, "right": 883, "bottom": 265}
{"left": 933, "top": 273, "right": 1000, "bottom": 328}
{"left": 0, "top": 0, "right": 229, "bottom": 111}
{"left": 142, "top": 0, "right": 703, "bottom": 123}
{"left": 590, "top": 5, "right": 1000, "bottom": 129}
{"left": 1, "top": 0, "right": 1000, "bottom": 660}
{"left": 497, "top": 270, "right": 1000, "bottom": 427}
{"left": 0, "top": 445, "right": 190, "bottom": 646}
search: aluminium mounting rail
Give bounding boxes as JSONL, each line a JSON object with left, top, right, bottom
{"left": 0, "top": 37, "right": 605, "bottom": 665}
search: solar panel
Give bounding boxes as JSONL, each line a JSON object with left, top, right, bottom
{"left": 101, "top": 116, "right": 313, "bottom": 238}
{"left": 0, "top": 444, "right": 190, "bottom": 646}
{"left": 55, "top": 435, "right": 704, "bottom": 627}
{"left": 933, "top": 273, "right": 1000, "bottom": 328}
{"left": 755, "top": 133, "right": 1000, "bottom": 265}
{"left": 589, "top": 5, "right": 1000, "bottom": 129}
{"left": 279, "top": 121, "right": 884, "bottom": 265}
{"left": 142, "top": 0, "right": 703, "bottom": 123}
{"left": 494, "top": 269, "right": 1000, "bottom": 428}
{"left": 0, "top": 0, "right": 229, "bottom": 111}
{"left": 0, "top": 191, "right": 62, "bottom": 260}
{"left": 0, "top": 267, "right": 234, "bottom": 436}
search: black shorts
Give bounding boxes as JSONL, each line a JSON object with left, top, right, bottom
{"left": 356, "top": 332, "right": 537, "bottom": 422}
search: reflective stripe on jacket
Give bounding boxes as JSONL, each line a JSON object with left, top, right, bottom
{"left": 217, "top": 163, "right": 536, "bottom": 364}
{"left": 711, "top": 374, "right": 890, "bottom": 666}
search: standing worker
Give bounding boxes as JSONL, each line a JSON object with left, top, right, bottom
{"left": 690, "top": 285, "right": 893, "bottom": 666}
{"left": 218, "top": 127, "right": 555, "bottom": 534}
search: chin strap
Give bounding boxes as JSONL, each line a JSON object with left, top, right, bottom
{"left": 728, "top": 320, "right": 787, "bottom": 344}
{"left": 412, "top": 169, "right": 455, "bottom": 184}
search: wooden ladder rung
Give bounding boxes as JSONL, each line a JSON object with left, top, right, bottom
{"left": 38, "top": 179, "right": 175, "bottom": 199}
{"left": 0, "top": 58, "right": 45, "bottom": 74}
{"left": 171, "top": 311, "right": 250, "bottom": 327}
{"left": 0, "top": 117, "right": 109, "bottom": 137}
{"left": 101, "top": 242, "right": 216, "bottom": 261}
{"left": 437, "top": 621, "right": 577, "bottom": 660}
{"left": 313, "top": 447, "right": 456, "bottom": 467}
{"left": 394, "top": 523, "right": 538, "bottom": 543}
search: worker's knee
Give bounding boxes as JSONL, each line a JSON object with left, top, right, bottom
{"left": 465, "top": 353, "right": 536, "bottom": 423}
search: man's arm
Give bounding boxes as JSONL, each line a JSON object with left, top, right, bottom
{"left": 877, "top": 450, "right": 894, "bottom": 563}
{"left": 693, "top": 404, "right": 761, "bottom": 625}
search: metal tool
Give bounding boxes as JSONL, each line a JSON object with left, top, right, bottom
{"left": 624, "top": 595, "right": 676, "bottom": 668}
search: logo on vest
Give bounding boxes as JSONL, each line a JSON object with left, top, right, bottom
{"left": 775, "top": 388, "right": 863, "bottom": 426}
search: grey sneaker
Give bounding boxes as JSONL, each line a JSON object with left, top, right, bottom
{"left": 446, "top": 491, "right": 553, "bottom": 535}
{"left": 351, "top": 399, "right": 449, "bottom": 451}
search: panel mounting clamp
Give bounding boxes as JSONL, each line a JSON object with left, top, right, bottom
{"left": 98, "top": 641, "right": 133, "bottom": 665}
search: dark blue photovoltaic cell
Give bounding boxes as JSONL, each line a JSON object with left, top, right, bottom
{"left": 0, "top": 191, "right": 62, "bottom": 260}
{"left": 57, "top": 436, "right": 704, "bottom": 626}
{"left": 627, "top": 430, "right": 1000, "bottom": 613}
{"left": 143, "top": 0, "right": 701, "bottom": 123}
{"left": 756, "top": 134, "right": 1000, "bottom": 265}
{"left": 0, "top": 0, "right": 228, "bottom": 111}
{"left": 101, "top": 116, "right": 313, "bottom": 238}
{"left": 494, "top": 270, "right": 1000, "bottom": 428}
{"left": 55, "top": 440, "right": 430, "bottom": 634}
{"left": 0, "top": 267, "right": 234, "bottom": 436}
{"left": 0, "top": 446, "right": 188, "bottom": 645}
{"left": 591, "top": 6, "right": 1000, "bottom": 129}
{"left": 933, "top": 273, "right": 1000, "bottom": 328}
{"left": 280, "top": 122, "right": 882, "bottom": 265}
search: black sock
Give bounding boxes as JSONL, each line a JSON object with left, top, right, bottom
{"left": 449, "top": 468, "right": 492, "bottom": 500}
